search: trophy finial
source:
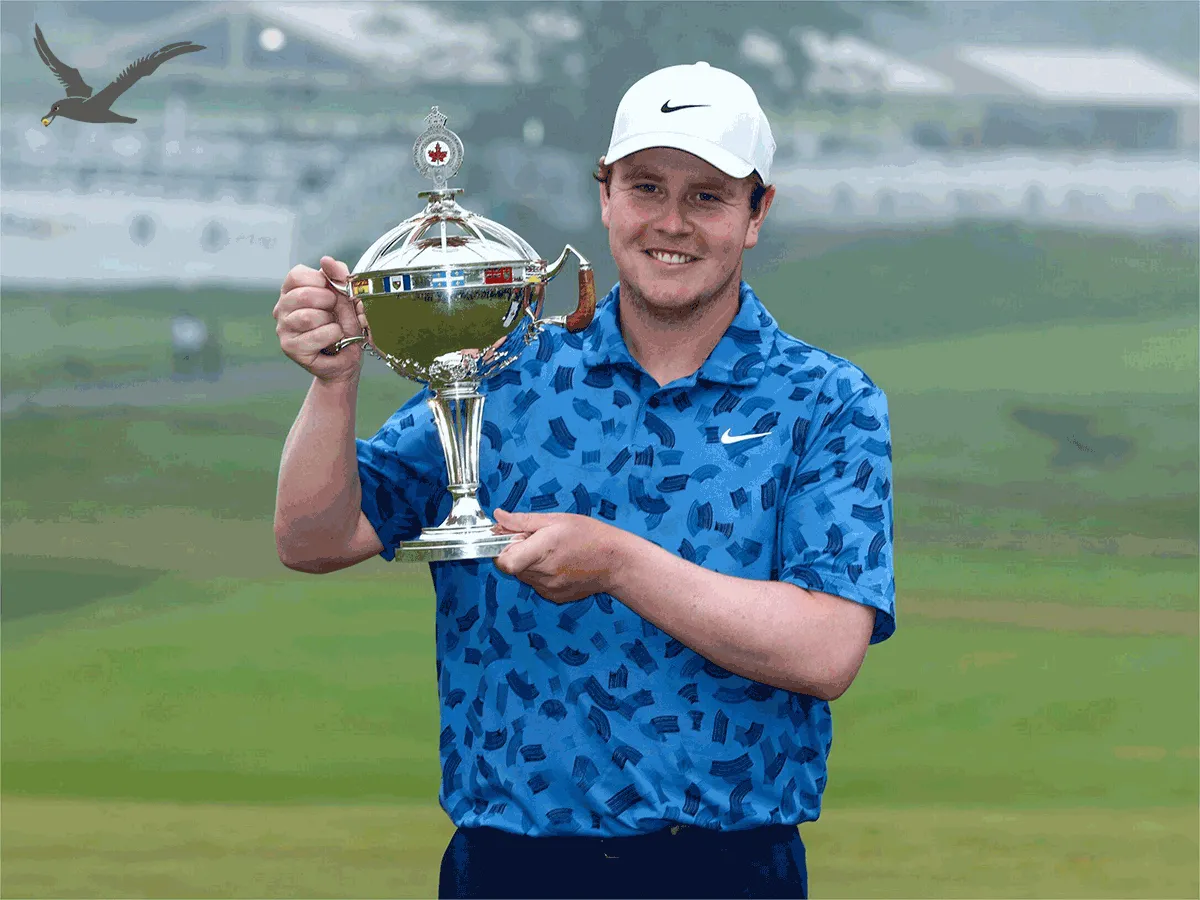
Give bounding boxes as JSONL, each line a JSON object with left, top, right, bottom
{"left": 413, "top": 105, "right": 464, "bottom": 191}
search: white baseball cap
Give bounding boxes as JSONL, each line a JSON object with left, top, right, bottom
{"left": 603, "top": 61, "right": 776, "bottom": 183}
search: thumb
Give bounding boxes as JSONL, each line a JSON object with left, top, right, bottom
{"left": 320, "top": 255, "right": 350, "bottom": 285}
{"left": 320, "top": 256, "right": 363, "bottom": 341}
{"left": 494, "top": 508, "right": 557, "bottom": 531}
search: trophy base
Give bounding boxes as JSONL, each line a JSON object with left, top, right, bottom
{"left": 396, "top": 525, "right": 523, "bottom": 562}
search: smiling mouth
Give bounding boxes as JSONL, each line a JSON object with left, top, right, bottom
{"left": 645, "top": 249, "right": 698, "bottom": 265}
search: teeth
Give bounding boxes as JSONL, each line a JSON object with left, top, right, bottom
{"left": 648, "top": 250, "right": 694, "bottom": 265}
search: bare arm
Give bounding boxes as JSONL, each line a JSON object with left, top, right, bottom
{"left": 274, "top": 374, "right": 383, "bottom": 573}
{"left": 272, "top": 257, "right": 383, "bottom": 573}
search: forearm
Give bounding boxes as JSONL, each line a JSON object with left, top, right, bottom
{"left": 605, "top": 534, "right": 870, "bottom": 700}
{"left": 274, "top": 375, "right": 364, "bottom": 567}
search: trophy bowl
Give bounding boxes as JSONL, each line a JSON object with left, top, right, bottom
{"left": 322, "top": 107, "right": 596, "bottom": 562}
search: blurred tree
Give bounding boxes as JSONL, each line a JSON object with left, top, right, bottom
{"left": 453, "top": 1, "right": 927, "bottom": 159}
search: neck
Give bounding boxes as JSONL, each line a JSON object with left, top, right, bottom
{"left": 618, "top": 269, "right": 743, "bottom": 387}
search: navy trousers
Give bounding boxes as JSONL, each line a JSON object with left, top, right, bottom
{"left": 438, "top": 822, "right": 808, "bottom": 899}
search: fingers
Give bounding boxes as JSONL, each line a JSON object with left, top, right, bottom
{"left": 275, "top": 257, "right": 366, "bottom": 378}
{"left": 280, "top": 262, "right": 326, "bottom": 294}
{"left": 495, "top": 531, "right": 548, "bottom": 577}
{"left": 274, "top": 285, "right": 341, "bottom": 318}
{"left": 278, "top": 306, "right": 335, "bottom": 334}
{"left": 274, "top": 260, "right": 361, "bottom": 348}
{"left": 491, "top": 521, "right": 526, "bottom": 536}
{"left": 310, "top": 258, "right": 363, "bottom": 339}
{"left": 280, "top": 322, "right": 345, "bottom": 358}
{"left": 274, "top": 284, "right": 355, "bottom": 361}
{"left": 320, "top": 255, "right": 350, "bottom": 286}
{"left": 277, "top": 257, "right": 351, "bottom": 306}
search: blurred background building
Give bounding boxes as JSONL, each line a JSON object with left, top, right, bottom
{"left": 1, "top": 0, "right": 1197, "bottom": 295}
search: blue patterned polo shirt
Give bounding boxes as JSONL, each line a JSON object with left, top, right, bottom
{"left": 357, "top": 280, "right": 895, "bottom": 837}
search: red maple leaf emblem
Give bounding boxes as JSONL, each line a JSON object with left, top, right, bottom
{"left": 427, "top": 142, "right": 448, "bottom": 164}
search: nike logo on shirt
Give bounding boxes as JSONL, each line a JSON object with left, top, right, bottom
{"left": 719, "top": 428, "right": 772, "bottom": 445}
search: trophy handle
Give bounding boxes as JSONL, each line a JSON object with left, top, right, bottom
{"left": 319, "top": 270, "right": 370, "bottom": 356}
{"left": 535, "top": 244, "right": 596, "bottom": 333}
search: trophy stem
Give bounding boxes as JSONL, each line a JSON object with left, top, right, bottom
{"left": 428, "top": 382, "right": 488, "bottom": 527}
{"left": 395, "top": 379, "right": 521, "bottom": 562}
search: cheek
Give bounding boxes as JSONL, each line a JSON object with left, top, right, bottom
{"left": 708, "top": 217, "right": 749, "bottom": 253}
{"left": 612, "top": 213, "right": 647, "bottom": 246}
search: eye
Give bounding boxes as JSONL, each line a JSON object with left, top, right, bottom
{"left": 634, "top": 183, "right": 658, "bottom": 194}
{"left": 51, "top": 105, "right": 59, "bottom": 112}
{"left": 697, "top": 192, "right": 721, "bottom": 203}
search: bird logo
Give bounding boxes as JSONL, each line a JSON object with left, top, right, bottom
{"left": 34, "top": 24, "right": 205, "bottom": 126}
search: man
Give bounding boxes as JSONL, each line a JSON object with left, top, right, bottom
{"left": 274, "top": 61, "right": 895, "bottom": 899}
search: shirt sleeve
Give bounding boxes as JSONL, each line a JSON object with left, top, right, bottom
{"left": 777, "top": 374, "right": 896, "bottom": 644}
{"left": 356, "top": 387, "right": 449, "bottom": 561}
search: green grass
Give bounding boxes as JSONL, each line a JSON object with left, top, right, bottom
{"left": 897, "top": 546, "right": 1198, "bottom": 612}
{"left": 0, "top": 281, "right": 283, "bottom": 393}
{"left": 829, "top": 622, "right": 1197, "bottom": 809}
{"left": 3, "top": 798, "right": 1195, "bottom": 899}
{"left": 1, "top": 555, "right": 169, "bottom": 621}
{"left": 889, "top": 388, "right": 1198, "bottom": 548}
{"left": 0, "top": 378, "right": 424, "bottom": 525}
{"left": 2, "top": 575, "right": 442, "bottom": 804}
{"left": 853, "top": 317, "right": 1198, "bottom": 396}
{"left": 755, "top": 224, "right": 1199, "bottom": 356}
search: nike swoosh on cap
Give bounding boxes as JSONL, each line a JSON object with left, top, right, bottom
{"left": 719, "top": 428, "right": 772, "bottom": 445}
{"left": 661, "top": 101, "right": 710, "bottom": 114}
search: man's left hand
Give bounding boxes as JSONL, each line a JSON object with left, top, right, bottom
{"left": 492, "top": 508, "right": 628, "bottom": 604}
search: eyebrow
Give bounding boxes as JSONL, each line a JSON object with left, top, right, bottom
{"left": 618, "top": 165, "right": 662, "bottom": 181}
{"left": 690, "top": 179, "right": 735, "bottom": 193}
{"left": 618, "top": 166, "right": 736, "bottom": 192}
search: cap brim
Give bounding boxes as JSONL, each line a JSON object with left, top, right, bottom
{"left": 604, "top": 132, "right": 755, "bottom": 179}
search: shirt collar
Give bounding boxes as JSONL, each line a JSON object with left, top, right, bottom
{"left": 579, "top": 281, "right": 778, "bottom": 388}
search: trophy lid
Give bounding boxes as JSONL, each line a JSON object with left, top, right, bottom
{"left": 352, "top": 108, "right": 543, "bottom": 278}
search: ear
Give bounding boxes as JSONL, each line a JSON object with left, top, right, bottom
{"left": 598, "top": 176, "right": 612, "bottom": 230}
{"left": 743, "top": 184, "right": 776, "bottom": 251}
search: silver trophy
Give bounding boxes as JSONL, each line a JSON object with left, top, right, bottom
{"left": 323, "top": 107, "right": 596, "bottom": 562}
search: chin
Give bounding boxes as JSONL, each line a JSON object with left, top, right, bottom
{"left": 631, "top": 281, "right": 708, "bottom": 312}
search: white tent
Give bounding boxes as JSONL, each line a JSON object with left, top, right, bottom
{"left": 936, "top": 45, "right": 1200, "bottom": 150}
{"left": 949, "top": 45, "right": 1200, "bottom": 107}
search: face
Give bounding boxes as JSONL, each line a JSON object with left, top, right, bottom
{"left": 599, "top": 147, "right": 774, "bottom": 315}
{"left": 41, "top": 104, "right": 60, "bottom": 126}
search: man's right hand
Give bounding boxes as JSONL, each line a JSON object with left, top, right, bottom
{"left": 274, "top": 256, "right": 367, "bottom": 383}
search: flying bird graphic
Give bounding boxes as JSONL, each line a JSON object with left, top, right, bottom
{"left": 34, "top": 24, "right": 205, "bottom": 126}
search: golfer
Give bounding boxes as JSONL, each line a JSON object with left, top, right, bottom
{"left": 274, "top": 61, "right": 895, "bottom": 900}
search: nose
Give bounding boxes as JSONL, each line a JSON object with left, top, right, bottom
{"left": 652, "top": 197, "right": 691, "bottom": 235}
